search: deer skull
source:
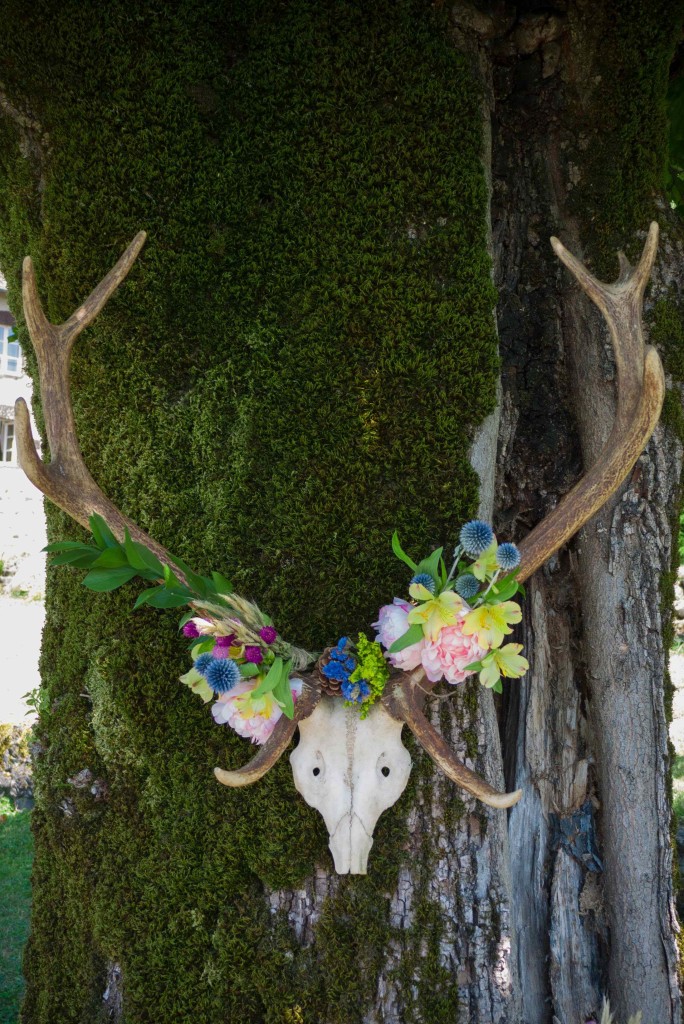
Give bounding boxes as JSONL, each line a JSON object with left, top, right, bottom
{"left": 290, "top": 697, "right": 412, "bottom": 874}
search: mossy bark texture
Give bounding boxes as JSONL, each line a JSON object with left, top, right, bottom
{"left": 0, "top": 2, "right": 683, "bottom": 1023}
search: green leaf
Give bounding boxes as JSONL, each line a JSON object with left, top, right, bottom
{"left": 91, "top": 546, "right": 128, "bottom": 569}
{"left": 251, "top": 657, "right": 284, "bottom": 698}
{"left": 272, "top": 659, "right": 294, "bottom": 719}
{"left": 439, "top": 557, "right": 447, "bottom": 587}
{"left": 464, "top": 660, "right": 483, "bottom": 673}
{"left": 49, "top": 549, "right": 100, "bottom": 568}
{"left": 145, "top": 588, "right": 192, "bottom": 609}
{"left": 415, "top": 547, "right": 443, "bottom": 585}
{"left": 191, "top": 637, "right": 216, "bottom": 657}
{"left": 485, "top": 578, "right": 519, "bottom": 604}
{"left": 82, "top": 567, "right": 138, "bottom": 592}
{"left": 44, "top": 541, "right": 96, "bottom": 553}
{"left": 239, "top": 662, "right": 260, "bottom": 679}
{"left": 178, "top": 611, "right": 195, "bottom": 630}
{"left": 170, "top": 555, "right": 208, "bottom": 598}
{"left": 388, "top": 623, "right": 424, "bottom": 654}
{"left": 492, "top": 679, "right": 503, "bottom": 694}
{"left": 89, "top": 513, "right": 118, "bottom": 549}
{"left": 391, "top": 531, "right": 417, "bottom": 572}
{"left": 163, "top": 563, "right": 182, "bottom": 590}
{"left": 123, "top": 529, "right": 164, "bottom": 577}
{"left": 211, "top": 570, "right": 233, "bottom": 596}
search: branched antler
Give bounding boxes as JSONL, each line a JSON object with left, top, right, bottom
{"left": 15, "top": 233, "right": 180, "bottom": 575}
{"left": 516, "top": 222, "right": 664, "bottom": 582}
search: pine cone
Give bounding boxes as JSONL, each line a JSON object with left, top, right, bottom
{"left": 315, "top": 647, "right": 344, "bottom": 698}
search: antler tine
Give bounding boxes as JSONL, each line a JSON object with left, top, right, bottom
{"left": 385, "top": 678, "right": 522, "bottom": 809}
{"left": 214, "top": 679, "right": 321, "bottom": 788}
{"left": 516, "top": 223, "right": 664, "bottom": 583}
{"left": 16, "top": 233, "right": 180, "bottom": 575}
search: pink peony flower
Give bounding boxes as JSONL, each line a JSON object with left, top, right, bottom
{"left": 373, "top": 598, "right": 425, "bottom": 671}
{"left": 212, "top": 677, "right": 303, "bottom": 745}
{"left": 420, "top": 620, "right": 486, "bottom": 685}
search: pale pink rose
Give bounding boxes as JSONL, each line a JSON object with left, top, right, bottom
{"left": 212, "top": 677, "right": 303, "bottom": 745}
{"left": 373, "top": 598, "right": 425, "bottom": 671}
{"left": 421, "top": 621, "right": 486, "bottom": 685}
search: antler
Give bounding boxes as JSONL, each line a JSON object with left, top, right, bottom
{"left": 380, "top": 224, "right": 664, "bottom": 807}
{"left": 214, "top": 679, "right": 320, "bottom": 787}
{"left": 15, "top": 233, "right": 178, "bottom": 572}
{"left": 516, "top": 221, "right": 664, "bottom": 582}
{"left": 383, "top": 673, "right": 522, "bottom": 808}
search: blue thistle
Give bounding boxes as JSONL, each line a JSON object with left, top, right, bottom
{"left": 455, "top": 574, "right": 480, "bottom": 599}
{"left": 496, "top": 542, "right": 521, "bottom": 571}
{"left": 410, "top": 572, "right": 435, "bottom": 593}
{"left": 459, "top": 519, "right": 494, "bottom": 556}
{"left": 341, "top": 679, "right": 371, "bottom": 704}
{"left": 205, "top": 658, "right": 241, "bottom": 694}
{"left": 195, "top": 653, "right": 214, "bottom": 676}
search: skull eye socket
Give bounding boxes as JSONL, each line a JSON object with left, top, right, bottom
{"left": 381, "top": 766, "right": 391, "bottom": 777}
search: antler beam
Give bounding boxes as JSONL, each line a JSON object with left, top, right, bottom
{"left": 516, "top": 222, "right": 664, "bottom": 582}
{"left": 384, "top": 675, "right": 523, "bottom": 808}
{"left": 214, "top": 680, "right": 321, "bottom": 787}
{"left": 15, "top": 233, "right": 180, "bottom": 574}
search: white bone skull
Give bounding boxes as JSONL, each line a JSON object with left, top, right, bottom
{"left": 290, "top": 696, "right": 412, "bottom": 874}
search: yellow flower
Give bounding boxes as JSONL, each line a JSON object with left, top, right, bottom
{"left": 407, "top": 586, "right": 464, "bottom": 641}
{"left": 462, "top": 600, "right": 522, "bottom": 649}
{"left": 471, "top": 540, "right": 499, "bottom": 582}
{"left": 478, "top": 643, "right": 529, "bottom": 688}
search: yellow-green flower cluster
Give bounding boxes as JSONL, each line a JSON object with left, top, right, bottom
{"left": 348, "top": 633, "right": 390, "bottom": 718}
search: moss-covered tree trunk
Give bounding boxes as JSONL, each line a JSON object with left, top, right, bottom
{"left": 0, "top": 2, "right": 682, "bottom": 1022}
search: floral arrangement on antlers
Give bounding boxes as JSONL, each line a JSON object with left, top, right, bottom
{"left": 46, "top": 515, "right": 528, "bottom": 745}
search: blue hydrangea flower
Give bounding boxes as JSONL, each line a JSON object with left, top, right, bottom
{"left": 496, "top": 542, "right": 521, "bottom": 571}
{"left": 410, "top": 572, "right": 435, "bottom": 593}
{"left": 322, "top": 660, "right": 351, "bottom": 683}
{"left": 341, "top": 679, "right": 371, "bottom": 703}
{"left": 205, "top": 658, "right": 241, "bottom": 694}
{"left": 195, "top": 653, "right": 215, "bottom": 676}
{"left": 459, "top": 520, "right": 495, "bottom": 556}
{"left": 455, "top": 574, "right": 480, "bottom": 599}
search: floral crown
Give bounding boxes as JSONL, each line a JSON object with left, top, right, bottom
{"left": 47, "top": 516, "right": 528, "bottom": 745}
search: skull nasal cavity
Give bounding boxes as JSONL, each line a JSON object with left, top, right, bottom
{"left": 312, "top": 767, "right": 320, "bottom": 776}
{"left": 381, "top": 767, "right": 390, "bottom": 777}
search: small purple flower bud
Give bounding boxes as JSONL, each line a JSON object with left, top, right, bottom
{"left": 244, "top": 645, "right": 264, "bottom": 664}
{"left": 259, "top": 626, "right": 277, "bottom": 645}
{"left": 182, "top": 621, "right": 200, "bottom": 638}
{"left": 214, "top": 634, "right": 235, "bottom": 648}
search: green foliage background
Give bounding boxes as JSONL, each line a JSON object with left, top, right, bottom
{"left": 0, "top": 2, "right": 498, "bottom": 1021}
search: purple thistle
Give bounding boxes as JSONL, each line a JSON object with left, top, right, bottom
{"left": 244, "top": 645, "right": 264, "bottom": 664}
{"left": 259, "top": 626, "right": 278, "bottom": 645}
{"left": 182, "top": 621, "right": 200, "bottom": 638}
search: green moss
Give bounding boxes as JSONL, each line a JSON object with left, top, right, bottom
{"left": 0, "top": 2, "right": 498, "bottom": 1021}
{"left": 569, "top": 1, "right": 683, "bottom": 273}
